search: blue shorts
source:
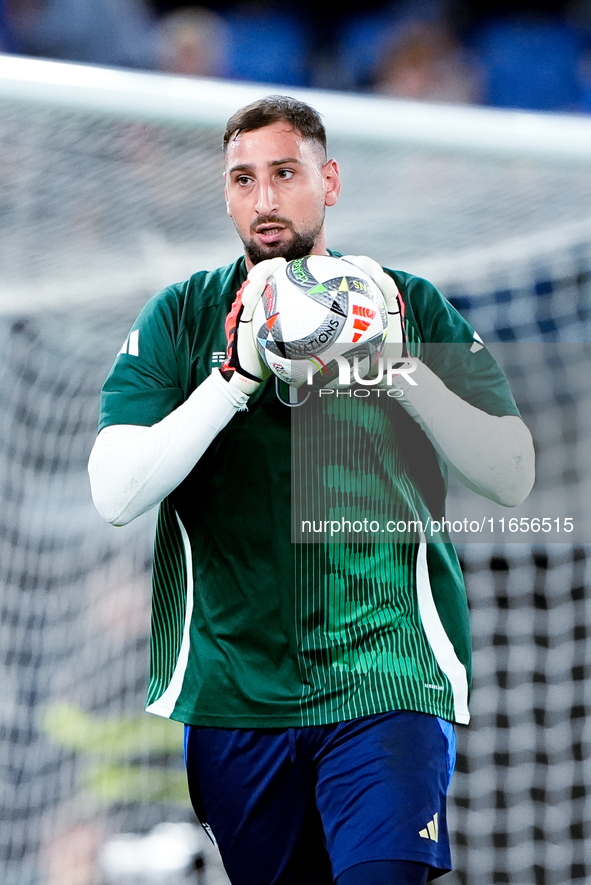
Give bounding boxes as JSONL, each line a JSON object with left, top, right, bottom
{"left": 184, "top": 710, "right": 455, "bottom": 884}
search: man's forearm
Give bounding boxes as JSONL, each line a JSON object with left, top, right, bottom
{"left": 88, "top": 370, "right": 248, "bottom": 526}
{"left": 395, "top": 359, "right": 535, "bottom": 506}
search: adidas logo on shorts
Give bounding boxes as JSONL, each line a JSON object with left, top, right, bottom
{"left": 419, "top": 812, "right": 439, "bottom": 842}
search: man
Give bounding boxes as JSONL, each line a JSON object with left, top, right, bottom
{"left": 88, "top": 95, "right": 534, "bottom": 885}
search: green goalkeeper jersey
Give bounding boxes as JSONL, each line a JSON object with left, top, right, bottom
{"left": 99, "top": 254, "right": 520, "bottom": 727}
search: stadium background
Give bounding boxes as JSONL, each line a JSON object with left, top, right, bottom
{"left": 3, "top": 0, "right": 591, "bottom": 111}
{"left": 1, "top": 2, "right": 591, "bottom": 883}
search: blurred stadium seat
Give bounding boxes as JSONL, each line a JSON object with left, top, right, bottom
{"left": 472, "top": 15, "right": 584, "bottom": 111}
{"left": 222, "top": 2, "right": 311, "bottom": 86}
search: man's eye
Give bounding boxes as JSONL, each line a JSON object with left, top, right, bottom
{"left": 277, "top": 169, "right": 294, "bottom": 179}
{"left": 236, "top": 175, "right": 251, "bottom": 186}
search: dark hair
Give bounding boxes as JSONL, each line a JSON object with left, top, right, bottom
{"left": 223, "top": 95, "right": 327, "bottom": 156}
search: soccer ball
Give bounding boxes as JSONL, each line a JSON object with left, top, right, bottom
{"left": 252, "top": 255, "right": 388, "bottom": 388}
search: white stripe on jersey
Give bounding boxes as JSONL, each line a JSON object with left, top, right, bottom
{"left": 146, "top": 510, "right": 193, "bottom": 718}
{"left": 415, "top": 535, "right": 470, "bottom": 724}
{"left": 128, "top": 329, "right": 139, "bottom": 356}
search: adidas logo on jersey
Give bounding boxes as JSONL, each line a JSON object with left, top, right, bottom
{"left": 470, "top": 331, "right": 484, "bottom": 353}
{"left": 419, "top": 812, "right": 439, "bottom": 842}
{"left": 119, "top": 329, "right": 139, "bottom": 357}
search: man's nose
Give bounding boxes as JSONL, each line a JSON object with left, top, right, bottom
{"left": 254, "top": 181, "right": 279, "bottom": 216}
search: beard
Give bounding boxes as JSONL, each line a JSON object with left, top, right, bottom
{"left": 242, "top": 215, "right": 324, "bottom": 266}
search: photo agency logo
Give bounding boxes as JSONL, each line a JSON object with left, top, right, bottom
{"left": 305, "top": 354, "right": 418, "bottom": 397}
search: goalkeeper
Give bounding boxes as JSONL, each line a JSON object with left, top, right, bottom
{"left": 89, "top": 95, "right": 534, "bottom": 885}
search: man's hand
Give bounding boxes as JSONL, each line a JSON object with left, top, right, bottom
{"left": 343, "top": 255, "right": 406, "bottom": 355}
{"left": 222, "top": 258, "right": 286, "bottom": 395}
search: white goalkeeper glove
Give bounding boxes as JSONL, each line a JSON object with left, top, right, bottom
{"left": 221, "top": 257, "right": 286, "bottom": 395}
{"left": 342, "top": 255, "right": 406, "bottom": 356}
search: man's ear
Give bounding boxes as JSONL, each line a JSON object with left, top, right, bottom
{"left": 324, "top": 159, "right": 341, "bottom": 208}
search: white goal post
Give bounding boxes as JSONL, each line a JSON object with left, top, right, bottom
{"left": 2, "top": 54, "right": 591, "bottom": 159}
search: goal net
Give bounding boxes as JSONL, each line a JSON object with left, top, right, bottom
{"left": 0, "top": 55, "right": 590, "bottom": 885}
